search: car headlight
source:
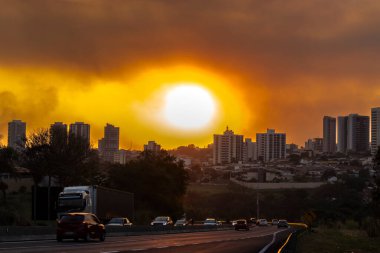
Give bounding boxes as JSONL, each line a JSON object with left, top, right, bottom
{"left": 150, "top": 222, "right": 154, "bottom": 225}
{"left": 163, "top": 222, "right": 167, "bottom": 225}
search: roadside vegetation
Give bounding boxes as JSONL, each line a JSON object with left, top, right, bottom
{"left": 0, "top": 129, "right": 188, "bottom": 225}
{"left": 297, "top": 225, "right": 380, "bottom": 253}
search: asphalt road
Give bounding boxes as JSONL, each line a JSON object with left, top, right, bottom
{"left": 0, "top": 226, "right": 290, "bottom": 253}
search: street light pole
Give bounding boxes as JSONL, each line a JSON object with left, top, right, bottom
{"left": 256, "top": 191, "right": 259, "bottom": 220}
{"left": 256, "top": 168, "right": 260, "bottom": 220}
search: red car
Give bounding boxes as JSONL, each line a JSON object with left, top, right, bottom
{"left": 56, "top": 212, "right": 106, "bottom": 242}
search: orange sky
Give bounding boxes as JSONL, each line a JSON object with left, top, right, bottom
{"left": 1, "top": 0, "right": 380, "bottom": 149}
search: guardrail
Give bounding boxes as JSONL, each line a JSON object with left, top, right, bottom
{"left": 0, "top": 225, "right": 233, "bottom": 242}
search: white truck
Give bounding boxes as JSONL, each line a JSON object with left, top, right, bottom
{"left": 57, "top": 185, "right": 134, "bottom": 221}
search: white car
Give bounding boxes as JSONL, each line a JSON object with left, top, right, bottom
{"left": 174, "top": 219, "right": 189, "bottom": 227}
{"left": 150, "top": 216, "right": 173, "bottom": 226}
{"left": 258, "top": 219, "right": 268, "bottom": 226}
{"left": 203, "top": 218, "right": 221, "bottom": 226}
{"left": 106, "top": 217, "right": 132, "bottom": 227}
{"left": 271, "top": 219, "right": 279, "bottom": 226}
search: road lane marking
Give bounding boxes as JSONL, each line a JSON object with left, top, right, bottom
{"left": 258, "top": 229, "right": 290, "bottom": 253}
{"left": 277, "top": 233, "right": 292, "bottom": 253}
{"left": 0, "top": 228, "right": 281, "bottom": 252}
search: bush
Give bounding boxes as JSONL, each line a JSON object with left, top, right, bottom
{"left": 363, "top": 217, "right": 380, "bottom": 237}
{"left": 0, "top": 207, "right": 16, "bottom": 225}
{"left": 344, "top": 219, "right": 359, "bottom": 230}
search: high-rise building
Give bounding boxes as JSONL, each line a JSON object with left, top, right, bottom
{"left": 98, "top": 123, "right": 120, "bottom": 163}
{"left": 243, "top": 138, "right": 257, "bottom": 162}
{"left": 69, "top": 122, "right": 90, "bottom": 144}
{"left": 323, "top": 116, "right": 336, "bottom": 153}
{"left": 286, "top": 143, "right": 299, "bottom": 155}
{"left": 305, "top": 139, "right": 313, "bottom": 150}
{"left": 144, "top": 141, "right": 161, "bottom": 152}
{"left": 337, "top": 116, "right": 348, "bottom": 153}
{"left": 7, "top": 120, "right": 26, "bottom": 149}
{"left": 213, "top": 127, "right": 244, "bottom": 165}
{"left": 50, "top": 122, "right": 67, "bottom": 148}
{"left": 371, "top": 107, "right": 380, "bottom": 155}
{"left": 347, "top": 114, "right": 369, "bottom": 153}
{"left": 304, "top": 138, "right": 323, "bottom": 153}
{"left": 114, "top": 149, "right": 128, "bottom": 165}
{"left": 256, "top": 129, "right": 286, "bottom": 162}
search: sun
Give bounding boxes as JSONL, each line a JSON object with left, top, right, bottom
{"left": 163, "top": 84, "right": 216, "bottom": 130}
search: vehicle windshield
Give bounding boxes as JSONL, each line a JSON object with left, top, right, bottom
{"left": 205, "top": 219, "right": 216, "bottom": 223}
{"left": 60, "top": 215, "right": 84, "bottom": 223}
{"left": 175, "top": 219, "right": 186, "bottom": 224}
{"left": 155, "top": 217, "right": 168, "bottom": 221}
{"left": 57, "top": 194, "right": 86, "bottom": 212}
{"left": 108, "top": 218, "right": 123, "bottom": 223}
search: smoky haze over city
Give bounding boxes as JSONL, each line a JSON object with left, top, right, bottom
{"left": 1, "top": 1, "right": 380, "bottom": 149}
{"left": 0, "top": 1, "right": 380, "bottom": 253}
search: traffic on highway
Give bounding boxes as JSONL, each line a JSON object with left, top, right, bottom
{"left": 0, "top": 212, "right": 298, "bottom": 253}
{"left": 0, "top": 222, "right": 294, "bottom": 253}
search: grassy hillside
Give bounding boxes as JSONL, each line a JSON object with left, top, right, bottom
{"left": 297, "top": 227, "right": 380, "bottom": 253}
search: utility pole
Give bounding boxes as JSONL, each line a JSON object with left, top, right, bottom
{"left": 256, "top": 168, "right": 260, "bottom": 220}
{"left": 256, "top": 191, "right": 259, "bottom": 219}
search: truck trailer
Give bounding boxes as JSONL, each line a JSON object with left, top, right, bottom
{"left": 57, "top": 185, "right": 134, "bottom": 221}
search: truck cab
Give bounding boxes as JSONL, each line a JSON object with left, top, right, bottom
{"left": 57, "top": 186, "right": 93, "bottom": 218}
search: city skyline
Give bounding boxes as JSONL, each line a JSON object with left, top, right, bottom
{"left": 1, "top": 1, "right": 380, "bottom": 149}
{"left": 0, "top": 109, "right": 379, "bottom": 151}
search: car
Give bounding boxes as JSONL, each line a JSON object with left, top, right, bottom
{"left": 234, "top": 219, "right": 249, "bottom": 231}
{"left": 203, "top": 218, "right": 221, "bottom": 226}
{"left": 106, "top": 217, "right": 132, "bottom": 227}
{"left": 258, "top": 219, "right": 268, "bottom": 226}
{"left": 271, "top": 219, "right": 279, "bottom": 226}
{"left": 174, "top": 218, "right": 189, "bottom": 227}
{"left": 150, "top": 216, "right": 173, "bottom": 226}
{"left": 249, "top": 218, "right": 256, "bottom": 225}
{"left": 56, "top": 212, "right": 106, "bottom": 242}
{"left": 277, "top": 219, "right": 289, "bottom": 228}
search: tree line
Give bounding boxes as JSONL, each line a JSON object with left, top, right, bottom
{"left": 0, "top": 129, "right": 188, "bottom": 224}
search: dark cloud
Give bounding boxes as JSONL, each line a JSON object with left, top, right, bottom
{"left": 0, "top": 0, "right": 380, "bottom": 144}
{"left": 0, "top": 84, "right": 58, "bottom": 133}
{"left": 1, "top": 0, "right": 379, "bottom": 79}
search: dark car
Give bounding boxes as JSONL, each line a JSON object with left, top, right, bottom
{"left": 56, "top": 212, "right": 106, "bottom": 242}
{"left": 234, "top": 219, "right": 249, "bottom": 231}
{"left": 277, "top": 219, "right": 289, "bottom": 228}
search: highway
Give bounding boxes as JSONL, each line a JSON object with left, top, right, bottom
{"left": 0, "top": 226, "right": 290, "bottom": 253}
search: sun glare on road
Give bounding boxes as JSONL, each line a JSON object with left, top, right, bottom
{"left": 163, "top": 84, "right": 216, "bottom": 130}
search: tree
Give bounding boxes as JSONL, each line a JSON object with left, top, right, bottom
{"left": 0, "top": 146, "right": 18, "bottom": 203}
{"left": 107, "top": 150, "right": 188, "bottom": 222}
{"left": 188, "top": 164, "right": 203, "bottom": 182}
{"left": 55, "top": 134, "right": 100, "bottom": 186}
{"left": 321, "top": 168, "right": 337, "bottom": 181}
{"left": 288, "top": 154, "right": 301, "bottom": 165}
{"left": 372, "top": 147, "right": 380, "bottom": 219}
{"left": 374, "top": 147, "right": 380, "bottom": 171}
{"left": 23, "top": 129, "right": 51, "bottom": 185}
{"left": 22, "top": 129, "right": 101, "bottom": 220}
{"left": 22, "top": 129, "right": 54, "bottom": 220}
